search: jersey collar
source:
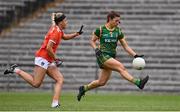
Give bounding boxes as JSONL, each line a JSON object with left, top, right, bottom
{"left": 105, "top": 24, "right": 115, "bottom": 32}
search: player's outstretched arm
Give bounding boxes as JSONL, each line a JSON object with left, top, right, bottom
{"left": 119, "top": 38, "right": 136, "bottom": 57}
{"left": 119, "top": 38, "right": 144, "bottom": 58}
{"left": 63, "top": 25, "right": 84, "bottom": 40}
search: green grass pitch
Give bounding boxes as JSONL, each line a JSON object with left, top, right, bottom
{"left": 0, "top": 92, "right": 180, "bottom": 111}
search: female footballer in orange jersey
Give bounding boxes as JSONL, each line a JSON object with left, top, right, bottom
{"left": 4, "top": 12, "right": 83, "bottom": 108}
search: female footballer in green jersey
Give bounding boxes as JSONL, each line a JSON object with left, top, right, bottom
{"left": 77, "top": 11, "right": 149, "bottom": 101}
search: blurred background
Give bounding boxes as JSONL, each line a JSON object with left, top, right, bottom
{"left": 0, "top": 0, "right": 180, "bottom": 93}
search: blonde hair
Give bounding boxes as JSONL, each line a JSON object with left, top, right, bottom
{"left": 51, "top": 12, "right": 56, "bottom": 25}
{"left": 51, "top": 12, "right": 66, "bottom": 25}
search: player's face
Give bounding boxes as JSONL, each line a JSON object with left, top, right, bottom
{"left": 60, "top": 18, "right": 68, "bottom": 29}
{"left": 111, "top": 17, "right": 120, "bottom": 27}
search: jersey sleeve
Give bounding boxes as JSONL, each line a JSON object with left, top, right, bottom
{"left": 118, "top": 28, "right": 124, "bottom": 40}
{"left": 93, "top": 27, "right": 101, "bottom": 38}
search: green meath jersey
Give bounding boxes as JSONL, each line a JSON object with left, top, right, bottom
{"left": 94, "top": 25, "right": 124, "bottom": 55}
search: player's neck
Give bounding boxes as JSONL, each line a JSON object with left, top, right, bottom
{"left": 105, "top": 23, "right": 115, "bottom": 31}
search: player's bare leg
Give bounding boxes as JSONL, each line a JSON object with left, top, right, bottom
{"left": 77, "top": 69, "right": 112, "bottom": 101}
{"left": 4, "top": 64, "right": 46, "bottom": 88}
{"left": 104, "top": 58, "right": 149, "bottom": 89}
{"left": 86, "top": 69, "right": 112, "bottom": 90}
{"left": 104, "top": 58, "right": 134, "bottom": 82}
{"left": 47, "top": 65, "right": 64, "bottom": 108}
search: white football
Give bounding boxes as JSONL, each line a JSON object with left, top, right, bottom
{"left": 132, "top": 57, "right": 146, "bottom": 70}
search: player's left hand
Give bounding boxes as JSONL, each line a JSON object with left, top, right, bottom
{"left": 77, "top": 25, "right": 84, "bottom": 35}
{"left": 134, "top": 54, "right": 144, "bottom": 58}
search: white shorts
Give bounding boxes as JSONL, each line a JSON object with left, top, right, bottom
{"left": 34, "top": 57, "right": 55, "bottom": 69}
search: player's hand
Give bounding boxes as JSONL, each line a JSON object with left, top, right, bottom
{"left": 134, "top": 54, "right": 144, "bottom": 58}
{"left": 55, "top": 58, "right": 63, "bottom": 67}
{"left": 95, "top": 48, "right": 102, "bottom": 57}
{"left": 77, "top": 25, "right": 84, "bottom": 35}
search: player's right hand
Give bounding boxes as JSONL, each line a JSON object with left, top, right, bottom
{"left": 77, "top": 25, "right": 84, "bottom": 35}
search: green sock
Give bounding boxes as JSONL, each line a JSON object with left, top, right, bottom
{"left": 84, "top": 85, "right": 89, "bottom": 92}
{"left": 133, "top": 78, "right": 140, "bottom": 86}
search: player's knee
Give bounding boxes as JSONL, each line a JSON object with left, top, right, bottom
{"left": 56, "top": 76, "right": 64, "bottom": 85}
{"left": 117, "top": 66, "right": 126, "bottom": 74}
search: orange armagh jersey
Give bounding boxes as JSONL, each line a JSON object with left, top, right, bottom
{"left": 36, "top": 25, "right": 63, "bottom": 62}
